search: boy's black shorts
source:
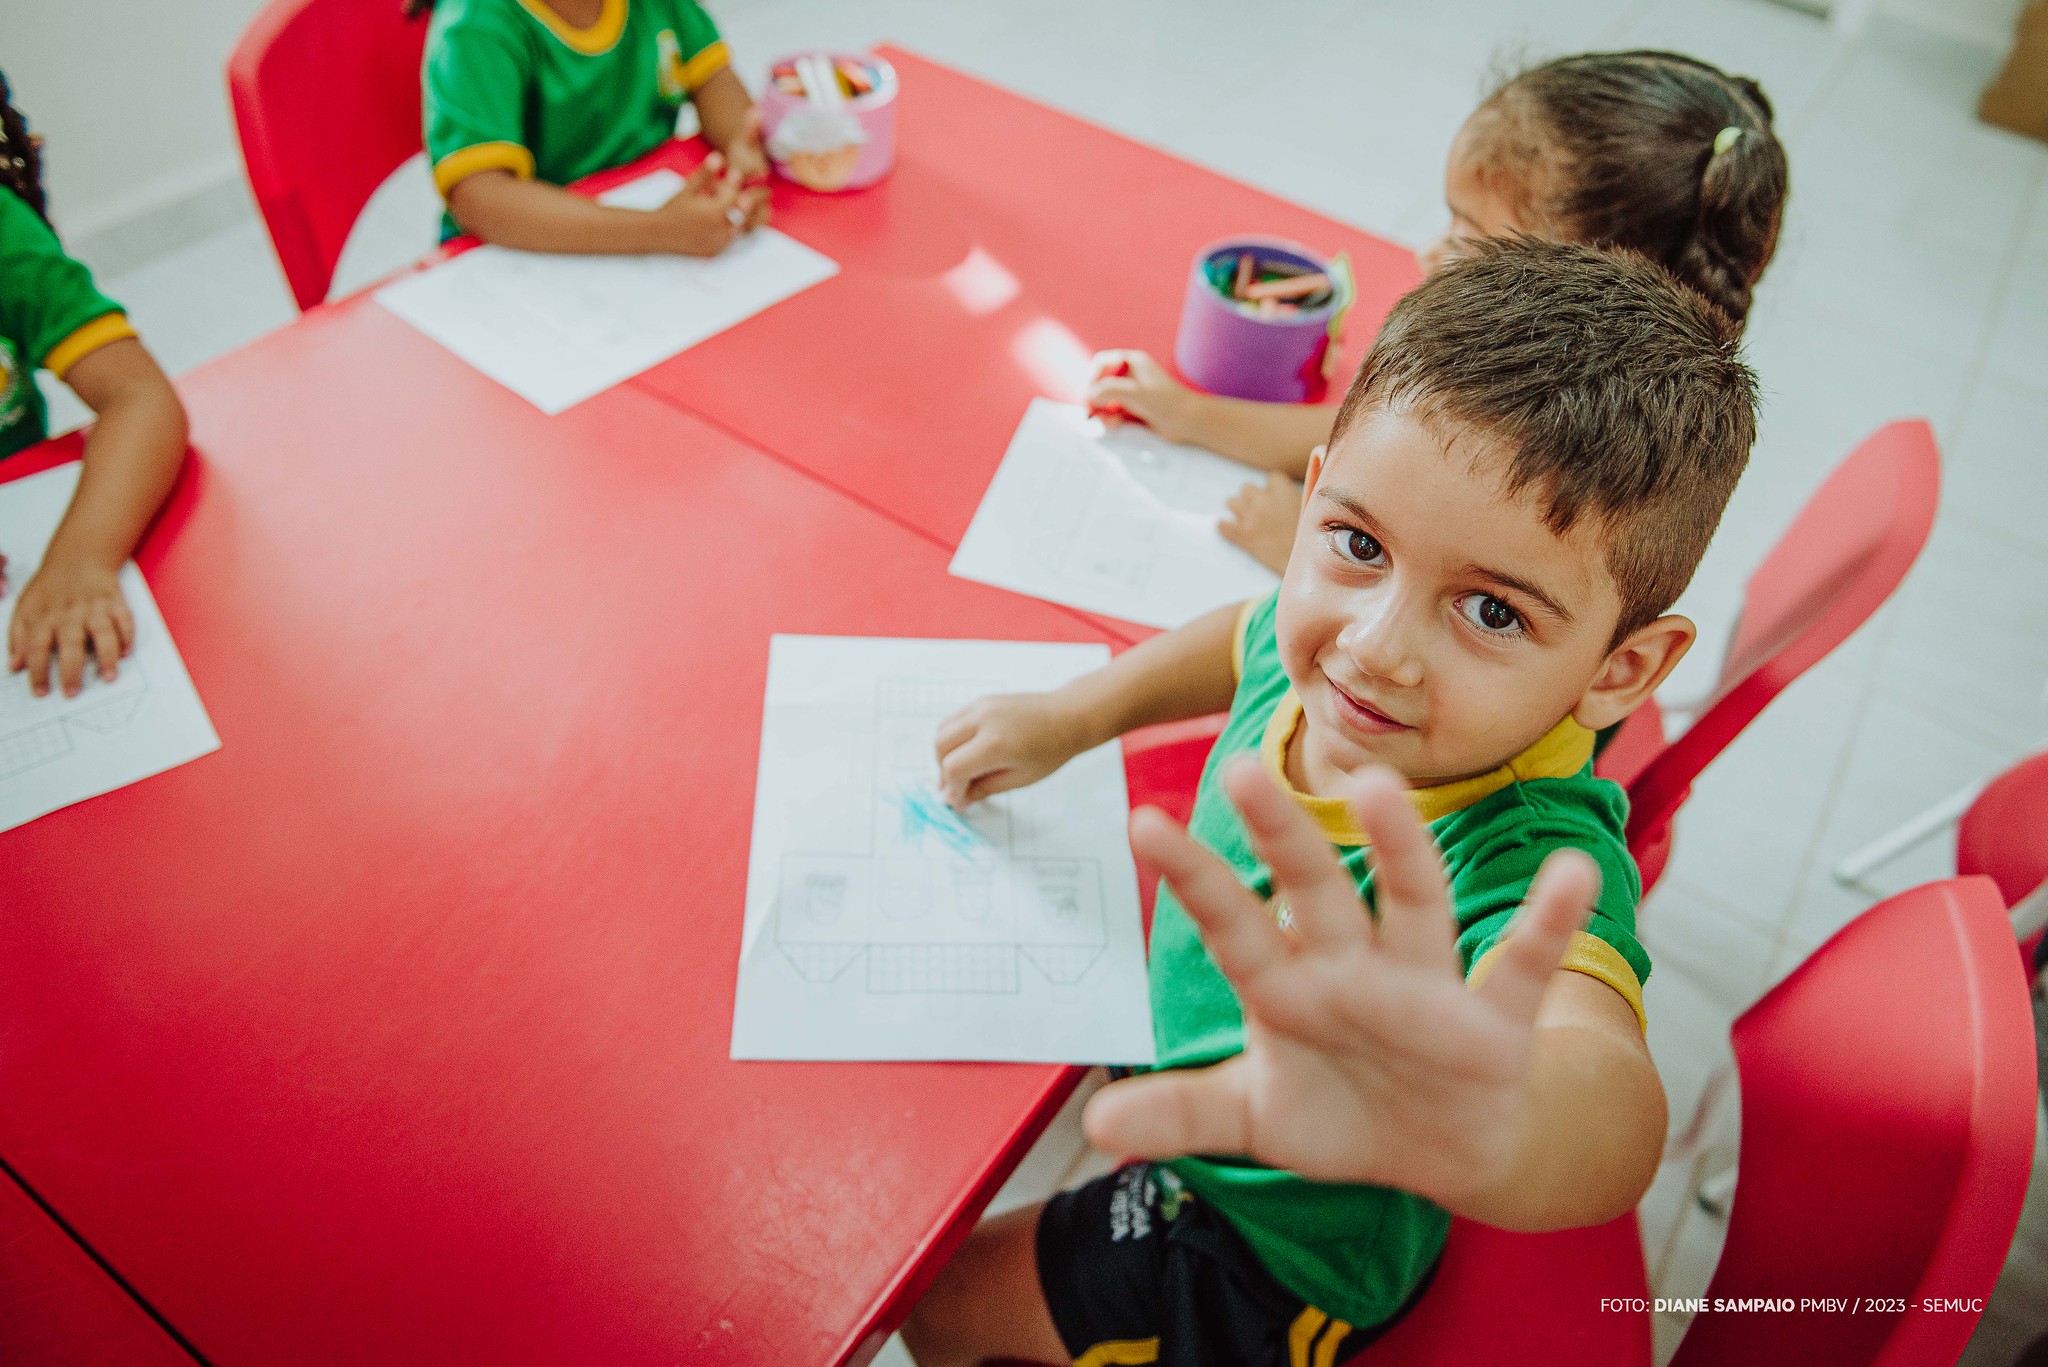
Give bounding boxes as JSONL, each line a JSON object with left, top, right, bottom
{"left": 1035, "top": 1162, "right": 1435, "bottom": 1367}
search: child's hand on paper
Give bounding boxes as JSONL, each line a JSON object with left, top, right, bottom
{"left": 1086, "top": 350, "right": 1200, "bottom": 444}
{"left": 1219, "top": 472, "right": 1304, "bottom": 575}
{"left": 723, "top": 106, "right": 773, "bottom": 188}
{"left": 8, "top": 554, "right": 133, "bottom": 699}
{"left": 653, "top": 153, "right": 768, "bottom": 256}
{"left": 934, "top": 691, "right": 1092, "bottom": 808}
{"left": 1084, "top": 757, "right": 1599, "bottom": 1205}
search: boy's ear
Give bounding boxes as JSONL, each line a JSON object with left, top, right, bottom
{"left": 1573, "top": 615, "right": 1696, "bottom": 734}
{"left": 1303, "top": 445, "right": 1328, "bottom": 495}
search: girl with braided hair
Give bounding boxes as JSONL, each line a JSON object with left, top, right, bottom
{"left": 0, "top": 70, "right": 188, "bottom": 700}
{"left": 1086, "top": 49, "right": 1791, "bottom": 575}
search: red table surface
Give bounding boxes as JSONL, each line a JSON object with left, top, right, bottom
{"left": 0, "top": 296, "right": 1128, "bottom": 1365}
{"left": 0, "top": 1166, "right": 191, "bottom": 1365}
{"left": 628, "top": 48, "right": 1423, "bottom": 553}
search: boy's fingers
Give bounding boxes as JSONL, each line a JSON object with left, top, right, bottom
{"left": 931, "top": 712, "right": 975, "bottom": 759}
{"left": 56, "top": 620, "right": 87, "bottom": 696}
{"left": 113, "top": 599, "right": 135, "bottom": 653}
{"left": 680, "top": 154, "right": 724, "bottom": 194}
{"left": 937, "top": 735, "right": 1001, "bottom": 806}
{"left": 1220, "top": 757, "right": 1371, "bottom": 953}
{"left": 1346, "top": 768, "right": 1458, "bottom": 971}
{"left": 1081, "top": 1057, "right": 1253, "bottom": 1161}
{"left": 89, "top": 612, "right": 120, "bottom": 682}
{"left": 1131, "top": 805, "right": 1291, "bottom": 992}
{"left": 1473, "top": 848, "right": 1600, "bottom": 1028}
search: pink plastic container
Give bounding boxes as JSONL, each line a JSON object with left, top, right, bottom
{"left": 759, "top": 53, "right": 898, "bottom": 192}
{"left": 1174, "top": 237, "right": 1350, "bottom": 403}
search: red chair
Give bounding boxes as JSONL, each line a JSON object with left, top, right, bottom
{"left": 1957, "top": 751, "right": 2048, "bottom": 968}
{"left": 1667, "top": 876, "right": 2034, "bottom": 1366}
{"left": 1598, "top": 420, "right": 1942, "bottom": 892}
{"left": 228, "top": 0, "right": 429, "bottom": 311}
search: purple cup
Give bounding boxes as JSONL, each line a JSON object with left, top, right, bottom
{"left": 1174, "top": 237, "right": 1344, "bottom": 403}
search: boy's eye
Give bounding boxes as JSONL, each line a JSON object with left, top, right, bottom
{"left": 1458, "top": 593, "right": 1523, "bottom": 635}
{"left": 1331, "top": 529, "right": 1385, "bottom": 566}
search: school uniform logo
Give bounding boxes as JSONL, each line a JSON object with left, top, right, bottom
{"left": 0, "top": 341, "right": 25, "bottom": 431}
{"left": 656, "top": 29, "right": 686, "bottom": 100}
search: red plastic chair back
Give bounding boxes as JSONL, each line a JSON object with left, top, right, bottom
{"left": 228, "top": 0, "right": 428, "bottom": 311}
{"left": 1623, "top": 420, "right": 1941, "bottom": 854}
{"left": 1958, "top": 750, "right": 2048, "bottom": 967}
{"left": 1959, "top": 752, "right": 2048, "bottom": 911}
{"left": 1669, "top": 876, "right": 2035, "bottom": 1367}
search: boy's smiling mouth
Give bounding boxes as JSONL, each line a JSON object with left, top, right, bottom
{"left": 1322, "top": 671, "right": 1414, "bottom": 736}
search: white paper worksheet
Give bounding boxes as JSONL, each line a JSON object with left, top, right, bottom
{"left": 731, "top": 635, "right": 1157, "bottom": 1065}
{"left": 0, "top": 463, "right": 218, "bottom": 832}
{"left": 951, "top": 399, "right": 1281, "bottom": 629}
{"left": 375, "top": 169, "right": 839, "bottom": 414}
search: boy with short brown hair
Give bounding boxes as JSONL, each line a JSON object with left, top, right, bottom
{"left": 907, "top": 238, "right": 1756, "bottom": 1367}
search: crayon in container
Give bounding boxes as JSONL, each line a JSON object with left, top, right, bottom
{"left": 760, "top": 53, "right": 899, "bottom": 192}
{"left": 1174, "top": 237, "right": 1353, "bottom": 403}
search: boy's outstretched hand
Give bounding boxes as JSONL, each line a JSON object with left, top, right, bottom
{"left": 1085, "top": 756, "right": 1605, "bottom": 1216}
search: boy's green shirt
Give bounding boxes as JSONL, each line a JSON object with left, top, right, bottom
{"left": 423, "top": 0, "right": 728, "bottom": 235}
{"left": 1148, "top": 590, "right": 1652, "bottom": 1331}
{"left": 0, "top": 191, "right": 135, "bottom": 460}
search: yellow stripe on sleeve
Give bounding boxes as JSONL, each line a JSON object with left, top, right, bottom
{"left": 1469, "top": 930, "right": 1647, "bottom": 1034}
{"left": 1074, "top": 1337, "right": 1160, "bottom": 1367}
{"left": 679, "top": 39, "right": 730, "bottom": 92}
{"left": 432, "top": 141, "right": 537, "bottom": 199}
{"left": 42, "top": 312, "right": 138, "bottom": 379}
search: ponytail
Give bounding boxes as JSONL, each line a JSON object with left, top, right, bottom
{"left": 1482, "top": 51, "right": 1789, "bottom": 326}
{"left": 0, "top": 69, "right": 48, "bottom": 225}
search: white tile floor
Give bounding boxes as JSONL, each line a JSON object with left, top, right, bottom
{"left": 40, "top": 1, "right": 2048, "bottom": 1361}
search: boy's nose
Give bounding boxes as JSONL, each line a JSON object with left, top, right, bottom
{"left": 1337, "top": 605, "right": 1425, "bottom": 691}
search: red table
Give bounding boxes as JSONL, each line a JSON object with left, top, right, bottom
{"left": 624, "top": 49, "right": 1420, "bottom": 553}
{"left": 0, "top": 51, "right": 1422, "bottom": 1367}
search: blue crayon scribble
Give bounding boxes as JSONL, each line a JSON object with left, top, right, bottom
{"left": 895, "top": 784, "right": 990, "bottom": 859}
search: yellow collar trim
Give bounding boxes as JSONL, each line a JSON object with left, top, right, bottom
{"left": 515, "top": 0, "right": 627, "bottom": 54}
{"left": 1259, "top": 694, "right": 1594, "bottom": 846}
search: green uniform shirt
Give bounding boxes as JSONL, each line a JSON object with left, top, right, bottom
{"left": 423, "top": 0, "right": 728, "bottom": 233}
{"left": 1149, "top": 590, "right": 1652, "bottom": 1332}
{"left": 0, "top": 191, "right": 135, "bottom": 461}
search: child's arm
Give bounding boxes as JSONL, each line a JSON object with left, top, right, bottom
{"left": 691, "top": 68, "right": 770, "bottom": 186}
{"left": 1086, "top": 350, "right": 1336, "bottom": 475}
{"left": 1086, "top": 758, "right": 1666, "bottom": 1232}
{"left": 934, "top": 601, "right": 1242, "bottom": 808}
{"left": 8, "top": 338, "right": 186, "bottom": 699}
{"left": 446, "top": 154, "right": 766, "bottom": 257}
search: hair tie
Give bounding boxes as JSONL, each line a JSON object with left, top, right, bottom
{"left": 1712, "top": 126, "right": 1743, "bottom": 156}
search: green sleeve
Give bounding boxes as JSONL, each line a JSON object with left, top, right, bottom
{"left": 1444, "top": 785, "right": 1652, "bottom": 993}
{"left": 665, "top": 0, "right": 722, "bottom": 59}
{"left": 423, "top": 2, "right": 536, "bottom": 190}
{"left": 0, "top": 191, "right": 125, "bottom": 370}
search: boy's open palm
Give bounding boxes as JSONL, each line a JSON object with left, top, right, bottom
{"left": 1085, "top": 757, "right": 1600, "bottom": 1210}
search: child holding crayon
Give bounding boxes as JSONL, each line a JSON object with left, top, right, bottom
{"left": 408, "top": 0, "right": 772, "bottom": 255}
{"left": 913, "top": 238, "right": 1757, "bottom": 1367}
{"left": 1088, "top": 49, "right": 1790, "bottom": 575}
{"left": 0, "top": 73, "right": 187, "bottom": 700}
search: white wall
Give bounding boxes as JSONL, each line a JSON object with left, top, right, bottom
{"left": 1875, "top": 0, "right": 2025, "bottom": 47}
{"left": 4, "top": 0, "right": 274, "bottom": 249}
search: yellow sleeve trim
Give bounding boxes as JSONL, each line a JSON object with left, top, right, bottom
{"left": 1230, "top": 598, "right": 1256, "bottom": 683}
{"left": 433, "top": 141, "right": 537, "bottom": 199}
{"left": 42, "top": 313, "right": 138, "bottom": 380}
{"left": 679, "top": 39, "right": 730, "bottom": 93}
{"left": 1075, "top": 1338, "right": 1159, "bottom": 1367}
{"left": 1469, "top": 930, "right": 1646, "bottom": 1034}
